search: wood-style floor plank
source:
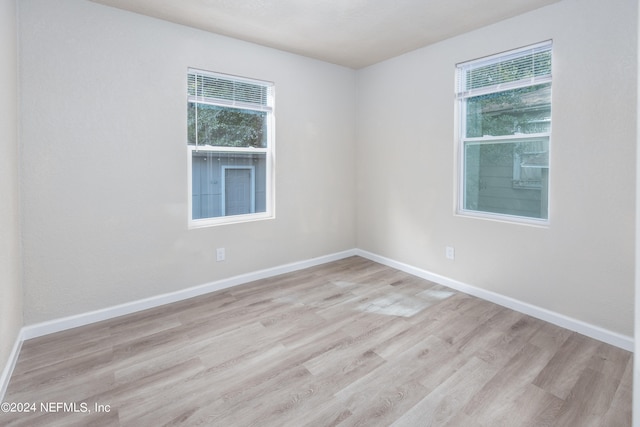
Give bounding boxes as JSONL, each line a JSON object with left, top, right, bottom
{"left": 1, "top": 256, "right": 632, "bottom": 426}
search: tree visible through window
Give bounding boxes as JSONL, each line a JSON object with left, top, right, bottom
{"left": 187, "top": 69, "right": 274, "bottom": 227}
{"left": 456, "top": 41, "right": 552, "bottom": 221}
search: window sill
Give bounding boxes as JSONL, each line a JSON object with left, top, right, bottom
{"left": 189, "top": 212, "right": 275, "bottom": 229}
{"left": 455, "top": 209, "right": 549, "bottom": 228}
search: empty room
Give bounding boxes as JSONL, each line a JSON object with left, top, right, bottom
{"left": 1, "top": 0, "right": 638, "bottom": 425}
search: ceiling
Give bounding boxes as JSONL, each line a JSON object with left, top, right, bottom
{"left": 89, "top": 0, "right": 562, "bottom": 69}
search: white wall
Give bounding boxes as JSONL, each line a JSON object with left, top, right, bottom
{"left": 356, "top": 0, "right": 637, "bottom": 337}
{"left": 635, "top": 0, "right": 640, "bottom": 421}
{"left": 19, "top": 0, "right": 356, "bottom": 324}
{"left": 0, "top": 0, "right": 22, "bottom": 374}
{"left": 16, "top": 0, "right": 637, "bottom": 341}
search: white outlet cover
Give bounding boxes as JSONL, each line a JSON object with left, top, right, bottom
{"left": 445, "top": 247, "right": 455, "bottom": 260}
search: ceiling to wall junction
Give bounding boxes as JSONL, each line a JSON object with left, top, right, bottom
{"left": 89, "top": 0, "right": 562, "bottom": 69}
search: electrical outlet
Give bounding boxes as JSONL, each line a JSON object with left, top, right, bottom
{"left": 216, "top": 247, "right": 225, "bottom": 262}
{"left": 445, "top": 246, "right": 455, "bottom": 260}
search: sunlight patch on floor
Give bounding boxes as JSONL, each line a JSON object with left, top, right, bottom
{"left": 357, "top": 288, "right": 455, "bottom": 317}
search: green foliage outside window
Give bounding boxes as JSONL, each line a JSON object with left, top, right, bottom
{"left": 466, "top": 84, "right": 551, "bottom": 138}
{"left": 187, "top": 103, "right": 267, "bottom": 148}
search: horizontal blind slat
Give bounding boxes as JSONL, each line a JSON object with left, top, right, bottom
{"left": 188, "top": 69, "right": 273, "bottom": 109}
{"left": 457, "top": 74, "right": 552, "bottom": 99}
{"left": 456, "top": 41, "right": 552, "bottom": 97}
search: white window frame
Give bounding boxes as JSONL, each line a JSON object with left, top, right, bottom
{"left": 187, "top": 69, "right": 275, "bottom": 228}
{"left": 455, "top": 41, "right": 552, "bottom": 226}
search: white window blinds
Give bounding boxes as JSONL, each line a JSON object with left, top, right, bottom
{"left": 188, "top": 68, "right": 274, "bottom": 112}
{"left": 456, "top": 41, "right": 552, "bottom": 98}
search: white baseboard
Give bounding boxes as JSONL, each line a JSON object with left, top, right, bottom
{"left": 3, "top": 245, "right": 631, "bottom": 399}
{"left": 21, "top": 249, "right": 358, "bottom": 341}
{"left": 0, "top": 330, "right": 24, "bottom": 402}
{"left": 355, "top": 249, "right": 634, "bottom": 352}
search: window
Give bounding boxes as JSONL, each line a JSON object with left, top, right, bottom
{"left": 187, "top": 69, "right": 275, "bottom": 227}
{"left": 456, "top": 41, "right": 552, "bottom": 222}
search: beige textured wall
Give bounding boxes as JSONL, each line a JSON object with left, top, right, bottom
{"left": 19, "top": 0, "right": 357, "bottom": 324}
{"left": 356, "top": 0, "right": 637, "bottom": 337}
{"left": 0, "top": 0, "right": 22, "bottom": 374}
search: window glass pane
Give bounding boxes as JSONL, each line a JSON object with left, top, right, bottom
{"left": 464, "top": 139, "right": 549, "bottom": 219}
{"left": 188, "top": 103, "right": 268, "bottom": 148}
{"left": 192, "top": 151, "right": 267, "bottom": 220}
{"left": 465, "top": 83, "right": 551, "bottom": 138}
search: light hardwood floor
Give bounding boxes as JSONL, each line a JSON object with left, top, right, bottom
{"left": 2, "top": 256, "right": 632, "bottom": 426}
